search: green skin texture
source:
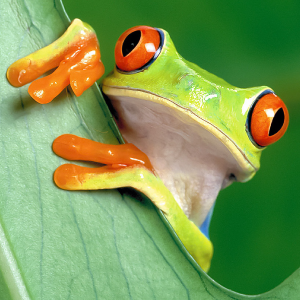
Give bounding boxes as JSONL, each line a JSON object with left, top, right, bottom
{"left": 103, "top": 29, "right": 270, "bottom": 177}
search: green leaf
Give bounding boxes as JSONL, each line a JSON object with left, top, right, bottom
{"left": 1, "top": 0, "right": 300, "bottom": 299}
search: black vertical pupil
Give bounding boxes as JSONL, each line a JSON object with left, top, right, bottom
{"left": 122, "top": 30, "right": 141, "bottom": 57}
{"left": 269, "top": 108, "right": 284, "bottom": 136}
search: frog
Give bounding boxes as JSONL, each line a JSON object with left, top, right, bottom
{"left": 6, "top": 19, "right": 289, "bottom": 272}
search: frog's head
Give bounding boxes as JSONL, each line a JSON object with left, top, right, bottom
{"left": 102, "top": 26, "right": 289, "bottom": 239}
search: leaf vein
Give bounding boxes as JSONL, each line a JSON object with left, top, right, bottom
{"left": 92, "top": 194, "right": 133, "bottom": 300}
{"left": 19, "top": 92, "right": 44, "bottom": 299}
{"left": 67, "top": 193, "right": 99, "bottom": 300}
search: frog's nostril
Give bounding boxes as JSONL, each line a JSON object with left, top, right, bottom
{"left": 122, "top": 30, "right": 141, "bottom": 57}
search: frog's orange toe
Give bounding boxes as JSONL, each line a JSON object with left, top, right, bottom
{"left": 54, "top": 164, "right": 82, "bottom": 190}
{"left": 70, "top": 59, "right": 105, "bottom": 97}
{"left": 54, "top": 163, "right": 109, "bottom": 190}
{"left": 53, "top": 134, "right": 83, "bottom": 161}
{"left": 28, "top": 69, "right": 70, "bottom": 104}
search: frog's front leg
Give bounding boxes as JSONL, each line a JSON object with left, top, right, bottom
{"left": 53, "top": 134, "right": 213, "bottom": 272}
{"left": 53, "top": 134, "right": 155, "bottom": 188}
{"left": 7, "top": 19, "right": 104, "bottom": 104}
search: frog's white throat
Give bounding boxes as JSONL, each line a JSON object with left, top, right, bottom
{"left": 106, "top": 93, "right": 242, "bottom": 228}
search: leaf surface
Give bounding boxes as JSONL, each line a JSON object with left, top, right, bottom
{"left": 0, "top": 0, "right": 299, "bottom": 299}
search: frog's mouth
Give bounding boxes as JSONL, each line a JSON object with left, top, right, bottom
{"left": 102, "top": 84, "right": 256, "bottom": 238}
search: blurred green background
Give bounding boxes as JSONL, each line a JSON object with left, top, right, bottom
{"left": 62, "top": 0, "right": 300, "bottom": 295}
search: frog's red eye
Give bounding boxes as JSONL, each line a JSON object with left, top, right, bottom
{"left": 249, "top": 93, "right": 289, "bottom": 147}
{"left": 115, "top": 26, "right": 162, "bottom": 72}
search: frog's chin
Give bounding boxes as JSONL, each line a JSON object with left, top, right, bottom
{"left": 102, "top": 85, "right": 254, "bottom": 230}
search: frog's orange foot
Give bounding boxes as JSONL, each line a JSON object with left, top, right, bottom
{"left": 54, "top": 164, "right": 118, "bottom": 190}
{"left": 54, "top": 162, "right": 152, "bottom": 191}
{"left": 53, "top": 134, "right": 155, "bottom": 190}
{"left": 7, "top": 19, "right": 104, "bottom": 104}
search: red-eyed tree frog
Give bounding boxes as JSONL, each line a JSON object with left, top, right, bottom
{"left": 7, "top": 19, "right": 289, "bottom": 272}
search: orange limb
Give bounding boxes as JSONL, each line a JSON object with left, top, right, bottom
{"left": 7, "top": 19, "right": 104, "bottom": 104}
{"left": 53, "top": 133, "right": 155, "bottom": 174}
{"left": 54, "top": 164, "right": 118, "bottom": 190}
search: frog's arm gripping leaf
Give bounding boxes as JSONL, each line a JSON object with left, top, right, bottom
{"left": 7, "top": 19, "right": 104, "bottom": 104}
{"left": 52, "top": 134, "right": 213, "bottom": 272}
{"left": 4, "top": 1, "right": 300, "bottom": 297}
